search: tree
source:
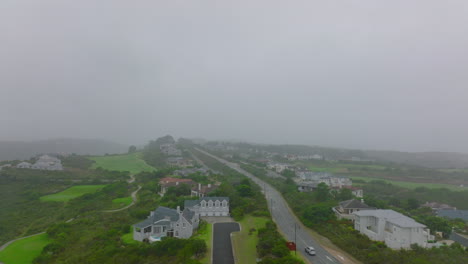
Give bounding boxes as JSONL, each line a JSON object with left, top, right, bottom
{"left": 128, "top": 145, "right": 137, "bottom": 153}
{"left": 314, "top": 183, "right": 331, "bottom": 202}
{"left": 338, "top": 188, "right": 354, "bottom": 201}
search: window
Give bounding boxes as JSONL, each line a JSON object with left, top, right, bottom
{"left": 215, "top": 201, "right": 220, "bottom": 207}
{"left": 208, "top": 201, "right": 213, "bottom": 207}
{"left": 175, "top": 231, "right": 179, "bottom": 237}
{"left": 201, "top": 201, "right": 206, "bottom": 207}
{"left": 143, "top": 226, "right": 152, "bottom": 233}
{"left": 183, "top": 223, "right": 186, "bottom": 228}
{"left": 154, "top": 226, "right": 161, "bottom": 233}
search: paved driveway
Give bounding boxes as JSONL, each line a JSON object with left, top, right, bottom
{"left": 213, "top": 222, "right": 240, "bottom": 264}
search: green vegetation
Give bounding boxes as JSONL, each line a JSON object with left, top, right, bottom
{"left": 0, "top": 233, "right": 50, "bottom": 264}
{"left": 351, "top": 176, "right": 464, "bottom": 191}
{"left": 112, "top": 196, "right": 133, "bottom": 207}
{"left": 89, "top": 152, "right": 156, "bottom": 174}
{"left": 193, "top": 221, "right": 213, "bottom": 264}
{"left": 40, "top": 185, "right": 106, "bottom": 202}
{"left": 232, "top": 216, "right": 269, "bottom": 264}
{"left": 142, "top": 136, "right": 177, "bottom": 168}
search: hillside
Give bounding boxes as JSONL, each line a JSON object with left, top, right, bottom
{"left": 0, "top": 138, "right": 128, "bottom": 161}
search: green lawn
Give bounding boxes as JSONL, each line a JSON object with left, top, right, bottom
{"left": 40, "top": 185, "right": 106, "bottom": 202}
{"left": 231, "top": 216, "right": 269, "bottom": 264}
{"left": 112, "top": 196, "right": 133, "bottom": 207}
{"left": 121, "top": 232, "right": 140, "bottom": 245}
{"left": 88, "top": 152, "right": 156, "bottom": 174}
{"left": 193, "top": 221, "right": 213, "bottom": 264}
{"left": 351, "top": 176, "right": 465, "bottom": 191}
{"left": 0, "top": 233, "right": 50, "bottom": 264}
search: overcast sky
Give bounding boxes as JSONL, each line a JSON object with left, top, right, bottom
{"left": 1, "top": 0, "right": 468, "bottom": 153}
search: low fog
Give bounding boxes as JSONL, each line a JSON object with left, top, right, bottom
{"left": 1, "top": 0, "right": 468, "bottom": 153}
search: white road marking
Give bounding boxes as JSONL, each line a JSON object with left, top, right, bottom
{"left": 326, "top": 256, "right": 333, "bottom": 262}
{"left": 338, "top": 255, "right": 344, "bottom": 260}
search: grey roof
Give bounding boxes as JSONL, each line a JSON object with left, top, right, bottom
{"left": 200, "top": 197, "right": 229, "bottom": 202}
{"left": 184, "top": 200, "right": 200, "bottom": 208}
{"left": 134, "top": 206, "right": 180, "bottom": 228}
{"left": 183, "top": 208, "right": 195, "bottom": 224}
{"left": 437, "top": 209, "right": 468, "bottom": 221}
{"left": 339, "top": 199, "right": 375, "bottom": 210}
{"left": 353, "top": 209, "right": 426, "bottom": 228}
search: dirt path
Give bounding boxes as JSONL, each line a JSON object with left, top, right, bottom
{"left": 101, "top": 185, "right": 141, "bottom": 213}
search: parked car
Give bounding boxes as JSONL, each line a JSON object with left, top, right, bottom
{"left": 305, "top": 246, "right": 316, "bottom": 256}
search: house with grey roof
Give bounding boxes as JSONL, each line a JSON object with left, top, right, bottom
{"left": 184, "top": 197, "right": 230, "bottom": 217}
{"left": 333, "top": 199, "right": 375, "bottom": 220}
{"left": 353, "top": 209, "right": 434, "bottom": 249}
{"left": 133, "top": 206, "right": 199, "bottom": 242}
{"left": 133, "top": 196, "right": 229, "bottom": 242}
{"left": 16, "top": 155, "right": 63, "bottom": 171}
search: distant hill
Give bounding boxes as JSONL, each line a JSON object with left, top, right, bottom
{"left": 0, "top": 138, "right": 128, "bottom": 161}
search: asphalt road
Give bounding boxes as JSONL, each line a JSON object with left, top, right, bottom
{"left": 195, "top": 148, "right": 343, "bottom": 264}
{"left": 213, "top": 222, "right": 241, "bottom": 264}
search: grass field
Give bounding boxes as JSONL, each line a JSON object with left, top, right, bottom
{"left": 351, "top": 176, "right": 465, "bottom": 191}
{"left": 0, "top": 233, "right": 50, "bottom": 264}
{"left": 40, "top": 185, "right": 106, "bottom": 202}
{"left": 89, "top": 152, "right": 156, "bottom": 174}
{"left": 193, "top": 221, "right": 213, "bottom": 264}
{"left": 232, "top": 216, "right": 269, "bottom": 264}
{"left": 112, "top": 196, "right": 133, "bottom": 207}
{"left": 121, "top": 232, "right": 140, "bottom": 245}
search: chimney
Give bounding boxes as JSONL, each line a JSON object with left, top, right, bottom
{"left": 361, "top": 199, "right": 364, "bottom": 203}
{"left": 198, "top": 183, "right": 201, "bottom": 191}
{"left": 177, "top": 206, "right": 181, "bottom": 214}
{"left": 176, "top": 182, "right": 179, "bottom": 185}
{"left": 208, "top": 183, "right": 211, "bottom": 188}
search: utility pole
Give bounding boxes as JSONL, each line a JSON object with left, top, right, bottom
{"left": 270, "top": 198, "right": 273, "bottom": 216}
{"left": 294, "top": 223, "right": 297, "bottom": 255}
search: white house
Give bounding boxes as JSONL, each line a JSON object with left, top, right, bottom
{"left": 184, "top": 197, "right": 230, "bottom": 217}
{"left": 353, "top": 209, "right": 434, "bottom": 249}
{"left": 16, "top": 162, "right": 32, "bottom": 169}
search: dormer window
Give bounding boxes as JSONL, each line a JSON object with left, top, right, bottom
{"left": 208, "top": 201, "right": 213, "bottom": 207}
{"left": 215, "top": 201, "right": 220, "bottom": 207}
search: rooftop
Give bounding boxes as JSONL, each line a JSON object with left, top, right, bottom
{"left": 354, "top": 209, "right": 426, "bottom": 228}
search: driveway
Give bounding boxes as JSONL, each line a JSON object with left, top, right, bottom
{"left": 213, "top": 222, "right": 240, "bottom": 264}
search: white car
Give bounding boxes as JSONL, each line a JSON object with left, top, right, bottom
{"left": 305, "top": 246, "right": 316, "bottom": 256}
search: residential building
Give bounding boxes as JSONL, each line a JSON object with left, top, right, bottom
{"left": 184, "top": 197, "right": 230, "bottom": 217}
{"left": 132, "top": 196, "right": 230, "bottom": 242}
{"left": 160, "top": 144, "right": 182, "bottom": 156}
{"left": 159, "top": 177, "right": 196, "bottom": 196}
{"left": 191, "top": 183, "right": 219, "bottom": 198}
{"left": 173, "top": 167, "right": 210, "bottom": 177}
{"left": 133, "top": 206, "right": 199, "bottom": 242}
{"left": 353, "top": 209, "right": 434, "bottom": 249}
{"left": 17, "top": 155, "right": 63, "bottom": 171}
{"left": 16, "top": 162, "right": 32, "bottom": 169}
{"left": 267, "top": 163, "right": 290, "bottom": 173}
{"left": 166, "top": 157, "right": 193, "bottom": 167}
{"left": 333, "top": 199, "right": 375, "bottom": 220}
{"left": 331, "top": 186, "right": 364, "bottom": 198}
